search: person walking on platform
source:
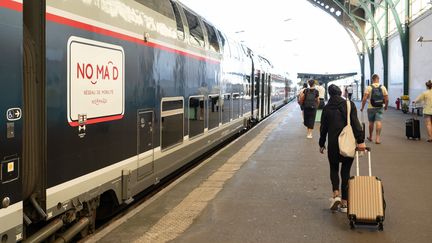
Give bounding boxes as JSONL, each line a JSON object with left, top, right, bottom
{"left": 360, "top": 74, "right": 389, "bottom": 144}
{"left": 317, "top": 81, "right": 326, "bottom": 109}
{"left": 413, "top": 80, "right": 432, "bottom": 142}
{"left": 299, "top": 79, "right": 319, "bottom": 138}
{"left": 297, "top": 82, "right": 308, "bottom": 112}
{"left": 346, "top": 85, "right": 354, "bottom": 100}
{"left": 319, "top": 85, "right": 366, "bottom": 212}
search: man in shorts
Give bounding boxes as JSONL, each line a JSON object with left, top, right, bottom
{"left": 360, "top": 74, "right": 389, "bottom": 144}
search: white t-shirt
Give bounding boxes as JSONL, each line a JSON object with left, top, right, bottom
{"left": 365, "top": 83, "right": 388, "bottom": 109}
{"left": 317, "top": 85, "right": 325, "bottom": 99}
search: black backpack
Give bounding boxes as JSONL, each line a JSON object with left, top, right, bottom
{"left": 303, "top": 89, "right": 317, "bottom": 109}
{"left": 370, "top": 85, "right": 384, "bottom": 107}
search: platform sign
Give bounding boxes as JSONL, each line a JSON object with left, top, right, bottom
{"left": 67, "top": 36, "right": 125, "bottom": 126}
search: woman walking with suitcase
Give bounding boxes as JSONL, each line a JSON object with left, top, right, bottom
{"left": 413, "top": 80, "right": 432, "bottom": 142}
{"left": 319, "top": 85, "right": 366, "bottom": 212}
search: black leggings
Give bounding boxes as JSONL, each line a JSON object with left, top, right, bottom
{"left": 329, "top": 156, "right": 353, "bottom": 200}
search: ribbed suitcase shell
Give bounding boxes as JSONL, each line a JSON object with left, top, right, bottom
{"left": 348, "top": 149, "right": 385, "bottom": 230}
{"left": 348, "top": 176, "right": 384, "bottom": 222}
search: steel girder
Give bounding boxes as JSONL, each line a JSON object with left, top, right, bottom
{"left": 307, "top": 0, "right": 410, "bottom": 95}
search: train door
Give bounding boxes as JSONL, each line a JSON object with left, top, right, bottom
{"left": 254, "top": 71, "right": 260, "bottom": 120}
{"left": 260, "top": 72, "right": 265, "bottom": 119}
{"left": 137, "top": 110, "right": 154, "bottom": 178}
{"left": 1, "top": 2, "right": 24, "bottom": 241}
{"left": 267, "top": 75, "right": 271, "bottom": 114}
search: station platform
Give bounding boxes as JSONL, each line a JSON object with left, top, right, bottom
{"left": 88, "top": 101, "right": 432, "bottom": 243}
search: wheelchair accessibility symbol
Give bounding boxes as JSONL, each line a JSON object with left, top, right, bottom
{"left": 6, "top": 108, "right": 22, "bottom": 121}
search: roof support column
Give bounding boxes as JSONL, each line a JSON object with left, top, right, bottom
{"left": 368, "top": 2, "right": 375, "bottom": 78}
{"left": 402, "top": 0, "right": 410, "bottom": 95}
{"left": 383, "top": 1, "right": 389, "bottom": 88}
{"left": 359, "top": 51, "right": 365, "bottom": 98}
{"left": 368, "top": 45, "right": 374, "bottom": 81}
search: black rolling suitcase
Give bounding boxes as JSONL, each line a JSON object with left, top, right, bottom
{"left": 406, "top": 110, "right": 420, "bottom": 140}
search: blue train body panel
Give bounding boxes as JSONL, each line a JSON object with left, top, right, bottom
{"left": 0, "top": 3, "right": 23, "bottom": 242}
{"left": 45, "top": 20, "right": 220, "bottom": 187}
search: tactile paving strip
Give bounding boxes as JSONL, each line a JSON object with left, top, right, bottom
{"left": 134, "top": 111, "right": 286, "bottom": 243}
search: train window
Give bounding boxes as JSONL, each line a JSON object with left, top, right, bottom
{"left": 203, "top": 21, "right": 220, "bottom": 52}
{"left": 188, "top": 96, "right": 205, "bottom": 138}
{"left": 232, "top": 93, "right": 241, "bottom": 119}
{"left": 135, "top": 0, "right": 175, "bottom": 19}
{"left": 254, "top": 75, "right": 260, "bottom": 96}
{"left": 161, "top": 97, "right": 184, "bottom": 150}
{"left": 222, "top": 94, "right": 231, "bottom": 124}
{"left": 217, "top": 30, "right": 225, "bottom": 46}
{"left": 184, "top": 9, "right": 204, "bottom": 47}
{"left": 162, "top": 99, "right": 183, "bottom": 111}
{"left": 169, "top": 0, "right": 184, "bottom": 40}
{"left": 208, "top": 95, "right": 220, "bottom": 130}
{"left": 243, "top": 93, "right": 252, "bottom": 116}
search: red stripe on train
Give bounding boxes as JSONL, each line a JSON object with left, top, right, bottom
{"left": 68, "top": 115, "right": 124, "bottom": 127}
{"left": 45, "top": 12, "right": 219, "bottom": 64}
{"left": 0, "top": 0, "right": 23, "bottom": 12}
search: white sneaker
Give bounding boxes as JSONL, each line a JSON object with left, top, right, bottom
{"left": 339, "top": 204, "right": 348, "bottom": 213}
{"left": 329, "top": 197, "right": 341, "bottom": 211}
{"left": 306, "top": 134, "right": 313, "bottom": 139}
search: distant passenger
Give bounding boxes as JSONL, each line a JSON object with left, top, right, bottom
{"left": 316, "top": 81, "right": 325, "bottom": 109}
{"left": 346, "top": 85, "right": 354, "bottom": 100}
{"left": 297, "top": 83, "right": 308, "bottom": 118}
{"left": 360, "top": 74, "right": 389, "bottom": 144}
{"left": 299, "top": 79, "right": 319, "bottom": 138}
{"left": 319, "top": 84, "right": 366, "bottom": 212}
{"left": 413, "top": 80, "right": 432, "bottom": 142}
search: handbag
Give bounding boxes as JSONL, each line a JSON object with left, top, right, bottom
{"left": 338, "top": 100, "right": 357, "bottom": 158}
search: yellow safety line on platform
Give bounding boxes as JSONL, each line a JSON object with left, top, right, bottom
{"left": 135, "top": 110, "right": 287, "bottom": 243}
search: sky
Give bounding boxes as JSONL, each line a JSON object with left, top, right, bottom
{"left": 179, "top": 0, "right": 360, "bottom": 81}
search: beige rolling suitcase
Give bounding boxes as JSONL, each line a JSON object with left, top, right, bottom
{"left": 348, "top": 148, "right": 385, "bottom": 230}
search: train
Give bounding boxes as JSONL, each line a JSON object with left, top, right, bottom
{"left": 0, "top": 0, "right": 293, "bottom": 242}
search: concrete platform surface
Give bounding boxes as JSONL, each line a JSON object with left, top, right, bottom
{"left": 91, "top": 102, "right": 432, "bottom": 243}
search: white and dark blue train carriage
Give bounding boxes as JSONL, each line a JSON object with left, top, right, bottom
{"left": 0, "top": 1, "right": 23, "bottom": 242}
{"left": 0, "top": 0, "right": 290, "bottom": 241}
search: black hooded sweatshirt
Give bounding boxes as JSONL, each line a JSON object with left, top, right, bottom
{"left": 319, "top": 95, "right": 364, "bottom": 162}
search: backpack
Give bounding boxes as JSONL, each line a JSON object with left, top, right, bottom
{"left": 370, "top": 85, "right": 384, "bottom": 107}
{"left": 303, "top": 89, "right": 317, "bottom": 109}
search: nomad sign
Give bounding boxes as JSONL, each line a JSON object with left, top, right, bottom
{"left": 67, "top": 36, "right": 125, "bottom": 126}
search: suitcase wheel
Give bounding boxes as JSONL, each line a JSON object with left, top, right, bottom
{"left": 349, "top": 221, "right": 355, "bottom": 230}
{"left": 378, "top": 223, "right": 384, "bottom": 231}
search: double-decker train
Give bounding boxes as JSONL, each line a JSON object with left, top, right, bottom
{"left": 0, "top": 0, "right": 293, "bottom": 242}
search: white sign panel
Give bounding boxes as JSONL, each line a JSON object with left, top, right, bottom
{"left": 67, "top": 36, "right": 124, "bottom": 126}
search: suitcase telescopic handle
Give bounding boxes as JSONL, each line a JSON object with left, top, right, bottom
{"left": 355, "top": 147, "right": 372, "bottom": 177}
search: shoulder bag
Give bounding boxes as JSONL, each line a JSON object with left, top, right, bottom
{"left": 338, "top": 100, "right": 356, "bottom": 158}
